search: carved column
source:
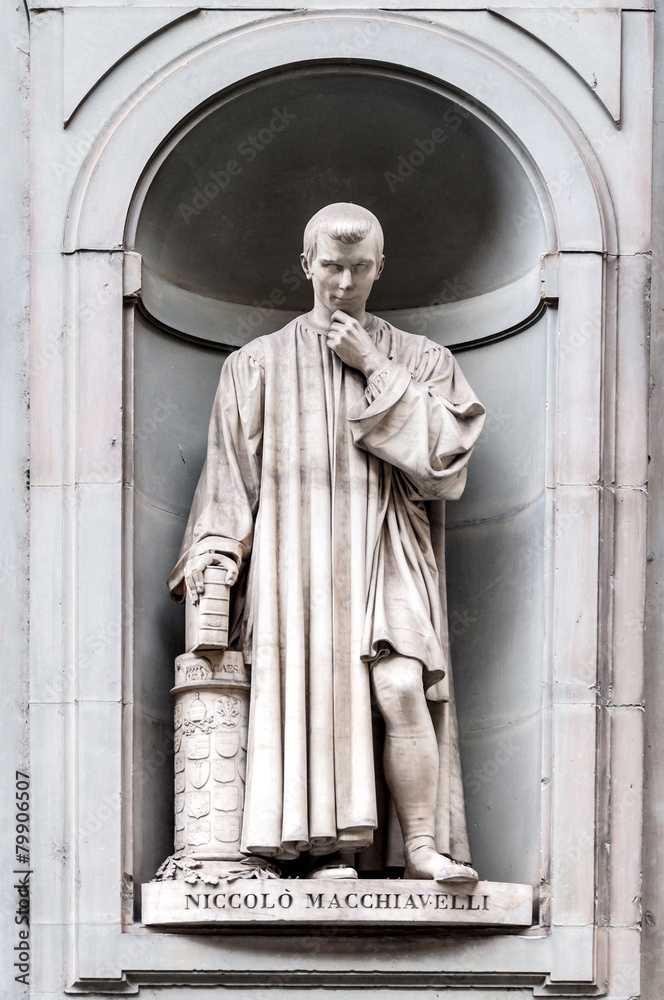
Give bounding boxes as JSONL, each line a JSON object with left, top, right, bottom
{"left": 171, "top": 565, "right": 249, "bottom": 862}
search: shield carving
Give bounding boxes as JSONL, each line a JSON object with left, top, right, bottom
{"left": 212, "top": 759, "right": 235, "bottom": 783}
{"left": 214, "top": 786, "right": 240, "bottom": 812}
{"left": 186, "top": 791, "right": 210, "bottom": 819}
{"left": 187, "top": 694, "right": 207, "bottom": 722}
{"left": 175, "top": 793, "right": 185, "bottom": 813}
{"left": 175, "top": 828, "right": 185, "bottom": 851}
{"left": 187, "top": 733, "right": 210, "bottom": 760}
{"left": 240, "top": 726, "right": 248, "bottom": 750}
{"left": 175, "top": 812, "right": 185, "bottom": 831}
{"left": 215, "top": 731, "right": 239, "bottom": 758}
{"left": 174, "top": 750, "right": 185, "bottom": 773}
{"left": 237, "top": 755, "right": 246, "bottom": 783}
{"left": 173, "top": 731, "right": 182, "bottom": 753}
{"left": 216, "top": 695, "right": 240, "bottom": 729}
{"left": 214, "top": 814, "right": 241, "bottom": 843}
{"left": 189, "top": 821, "right": 211, "bottom": 846}
{"left": 175, "top": 772, "right": 185, "bottom": 793}
{"left": 189, "top": 760, "right": 210, "bottom": 788}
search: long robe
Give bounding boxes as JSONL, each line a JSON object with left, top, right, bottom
{"left": 169, "top": 314, "right": 485, "bottom": 863}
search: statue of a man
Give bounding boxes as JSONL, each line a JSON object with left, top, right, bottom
{"left": 168, "top": 203, "right": 485, "bottom": 882}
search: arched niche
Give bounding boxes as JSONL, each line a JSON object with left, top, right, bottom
{"left": 59, "top": 15, "right": 615, "bottom": 977}
{"left": 132, "top": 65, "right": 548, "bottom": 344}
{"left": 129, "top": 60, "right": 551, "bottom": 898}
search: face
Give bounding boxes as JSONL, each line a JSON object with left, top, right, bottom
{"left": 301, "top": 232, "right": 384, "bottom": 317}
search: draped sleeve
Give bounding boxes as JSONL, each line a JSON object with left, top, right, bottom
{"left": 168, "top": 342, "right": 265, "bottom": 601}
{"left": 346, "top": 339, "right": 485, "bottom": 501}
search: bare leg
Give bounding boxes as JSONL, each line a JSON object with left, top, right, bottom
{"left": 372, "top": 654, "right": 477, "bottom": 882}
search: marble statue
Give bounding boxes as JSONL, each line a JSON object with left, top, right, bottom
{"left": 168, "top": 203, "right": 486, "bottom": 884}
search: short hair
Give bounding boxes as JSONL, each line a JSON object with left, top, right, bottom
{"left": 303, "top": 203, "right": 384, "bottom": 264}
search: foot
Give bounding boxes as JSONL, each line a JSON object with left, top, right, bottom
{"left": 404, "top": 844, "right": 478, "bottom": 884}
{"left": 306, "top": 852, "right": 358, "bottom": 879}
{"left": 306, "top": 863, "right": 358, "bottom": 879}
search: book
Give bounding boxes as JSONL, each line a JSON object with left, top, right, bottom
{"left": 185, "top": 565, "right": 230, "bottom": 652}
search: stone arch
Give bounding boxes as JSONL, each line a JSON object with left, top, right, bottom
{"left": 65, "top": 12, "right": 615, "bottom": 898}
{"left": 60, "top": 6, "right": 617, "bottom": 946}
{"left": 64, "top": 11, "right": 616, "bottom": 256}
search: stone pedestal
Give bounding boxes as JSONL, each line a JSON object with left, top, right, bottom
{"left": 142, "top": 878, "right": 533, "bottom": 928}
{"left": 172, "top": 650, "right": 249, "bottom": 861}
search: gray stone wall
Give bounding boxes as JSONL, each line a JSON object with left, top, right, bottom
{"left": 642, "top": 0, "right": 664, "bottom": 994}
{"left": 0, "top": 0, "right": 659, "bottom": 996}
{"left": 0, "top": 3, "right": 31, "bottom": 998}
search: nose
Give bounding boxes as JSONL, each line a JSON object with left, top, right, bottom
{"left": 339, "top": 268, "right": 354, "bottom": 290}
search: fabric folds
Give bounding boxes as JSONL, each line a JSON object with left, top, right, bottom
{"left": 169, "top": 315, "right": 485, "bottom": 863}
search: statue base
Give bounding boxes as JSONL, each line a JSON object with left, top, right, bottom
{"left": 142, "top": 878, "right": 532, "bottom": 928}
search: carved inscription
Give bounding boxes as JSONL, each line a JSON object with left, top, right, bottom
{"left": 303, "top": 891, "right": 490, "bottom": 911}
{"left": 182, "top": 889, "right": 491, "bottom": 913}
{"left": 186, "top": 890, "right": 294, "bottom": 911}
{"left": 142, "top": 879, "right": 533, "bottom": 928}
{"left": 212, "top": 656, "right": 249, "bottom": 681}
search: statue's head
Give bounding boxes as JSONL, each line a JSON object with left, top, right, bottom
{"left": 301, "top": 203, "right": 385, "bottom": 319}
{"left": 302, "top": 203, "right": 384, "bottom": 264}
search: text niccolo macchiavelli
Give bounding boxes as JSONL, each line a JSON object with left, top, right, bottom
{"left": 184, "top": 889, "right": 491, "bottom": 912}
